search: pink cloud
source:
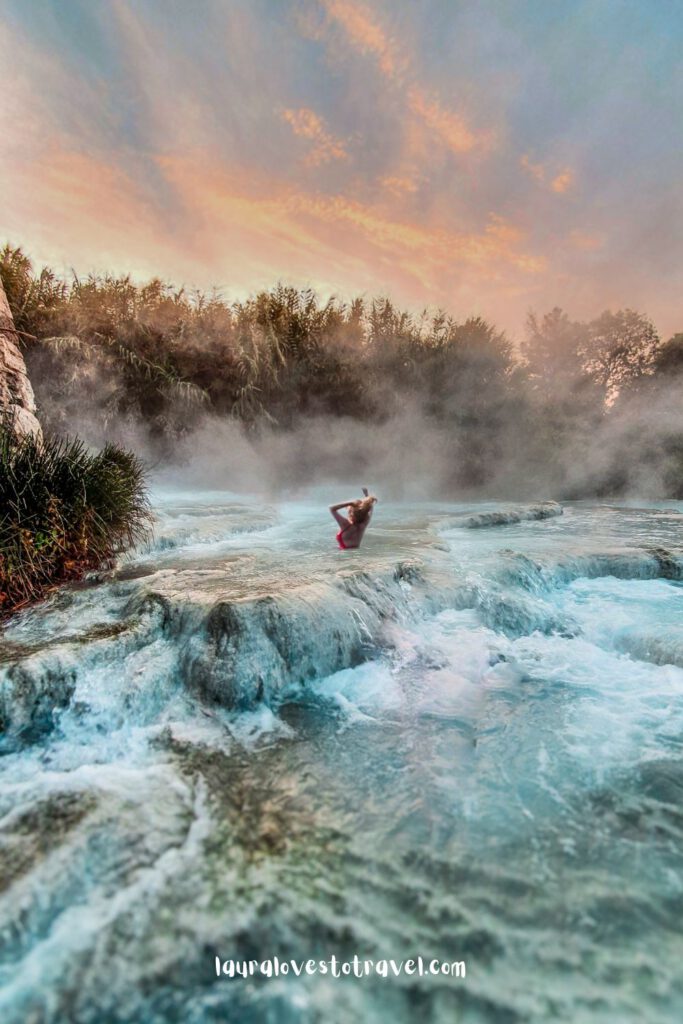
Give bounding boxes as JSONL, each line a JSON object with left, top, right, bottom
{"left": 550, "top": 168, "right": 575, "bottom": 194}
{"left": 323, "top": 0, "right": 404, "bottom": 79}
{"left": 281, "top": 108, "right": 349, "bottom": 166}
{"left": 520, "top": 154, "right": 575, "bottom": 194}
{"left": 321, "top": 0, "right": 490, "bottom": 157}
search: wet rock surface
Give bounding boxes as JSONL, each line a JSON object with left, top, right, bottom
{"left": 0, "top": 280, "right": 41, "bottom": 438}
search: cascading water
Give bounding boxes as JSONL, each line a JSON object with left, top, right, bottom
{"left": 1, "top": 494, "right": 682, "bottom": 1023}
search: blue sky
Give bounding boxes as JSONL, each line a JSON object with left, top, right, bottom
{"left": 2, "top": 0, "right": 682, "bottom": 338}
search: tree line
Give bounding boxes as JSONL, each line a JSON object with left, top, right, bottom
{"left": 2, "top": 243, "right": 682, "bottom": 497}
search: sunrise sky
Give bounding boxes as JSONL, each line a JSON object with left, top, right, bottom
{"left": 2, "top": 0, "right": 682, "bottom": 339}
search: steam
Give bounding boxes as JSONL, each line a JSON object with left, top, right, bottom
{"left": 153, "top": 404, "right": 452, "bottom": 500}
{"left": 142, "top": 380, "right": 683, "bottom": 502}
{"left": 30, "top": 375, "right": 683, "bottom": 503}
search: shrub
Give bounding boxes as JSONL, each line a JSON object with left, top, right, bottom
{"left": 0, "top": 424, "right": 151, "bottom": 615}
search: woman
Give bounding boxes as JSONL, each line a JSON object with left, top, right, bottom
{"left": 329, "top": 487, "right": 377, "bottom": 550}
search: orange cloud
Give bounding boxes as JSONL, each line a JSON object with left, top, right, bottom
{"left": 2, "top": 145, "right": 171, "bottom": 280}
{"left": 323, "top": 0, "right": 403, "bottom": 78}
{"left": 380, "top": 175, "right": 419, "bottom": 196}
{"left": 569, "top": 230, "right": 604, "bottom": 251}
{"left": 520, "top": 154, "right": 545, "bottom": 184}
{"left": 322, "top": 0, "right": 488, "bottom": 156}
{"left": 157, "top": 152, "right": 544, "bottom": 301}
{"left": 550, "top": 168, "right": 574, "bottom": 194}
{"left": 521, "top": 154, "right": 575, "bottom": 194}
{"left": 408, "top": 87, "right": 483, "bottom": 155}
{"left": 282, "top": 107, "right": 349, "bottom": 166}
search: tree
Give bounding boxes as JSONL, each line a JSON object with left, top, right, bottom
{"left": 582, "top": 309, "right": 660, "bottom": 401}
{"left": 652, "top": 333, "right": 683, "bottom": 378}
{"left": 522, "top": 308, "right": 588, "bottom": 395}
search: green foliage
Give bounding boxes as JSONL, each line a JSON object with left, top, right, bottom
{"left": 0, "top": 424, "right": 151, "bottom": 615}
{"left": 2, "top": 243, "right": 681, "bottom": 496}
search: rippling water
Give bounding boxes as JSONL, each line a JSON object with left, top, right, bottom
{"left": 1, "top": 495, "right": 682, "bottom": 1023}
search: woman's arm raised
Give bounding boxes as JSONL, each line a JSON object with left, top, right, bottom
{"left": 329, "top": 501, "right": 354, "bottom": 528}
{"left": 329, "top": 501, "right": 356, "bottom": 512}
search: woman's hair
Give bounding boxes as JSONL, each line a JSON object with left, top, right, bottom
{"left": 348, "top": 495, "right": 377, "bottom": 525}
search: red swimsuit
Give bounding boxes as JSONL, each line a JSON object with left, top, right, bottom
{"left": 336, "top": 529, "right": 349, "bottom": 550}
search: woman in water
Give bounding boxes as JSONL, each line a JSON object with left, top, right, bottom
{"left": 329, "top": 487, "right": 377, "bottom": 549}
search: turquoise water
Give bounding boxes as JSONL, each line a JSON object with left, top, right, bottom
{"left": 1, "top": 497, "right": 682, "bottom": 1022}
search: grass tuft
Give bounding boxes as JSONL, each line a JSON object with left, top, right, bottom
{"left": 0, "top": 423, "right": 151, "bottom": 616}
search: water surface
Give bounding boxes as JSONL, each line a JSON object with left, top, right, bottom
{"left": 1, "top": 496, "right": 682, "bottom": 1023}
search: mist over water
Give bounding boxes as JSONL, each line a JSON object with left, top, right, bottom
{"left": 71, "top": 377, "right": 683, "bottom": 505}
{"left": 155, "top": 410, "right": 454, "bottom": 500}
{"left": 1, "top": 492, "right": 683, "bottom": 1022}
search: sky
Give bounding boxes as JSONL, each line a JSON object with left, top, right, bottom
{"left": 2, "top": 0, "right": 682, "bottom": 340}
